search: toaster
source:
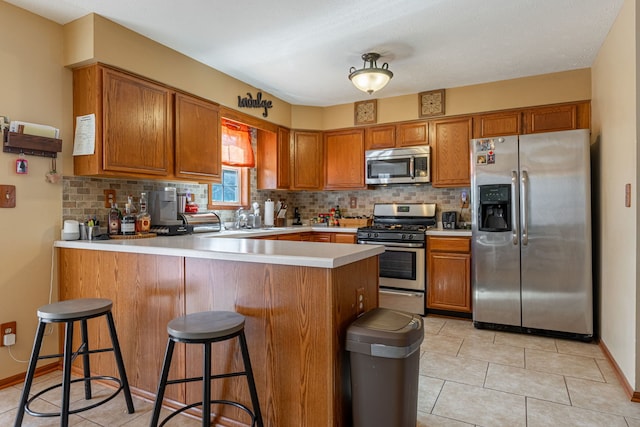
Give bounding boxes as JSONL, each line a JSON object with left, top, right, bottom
{"left": 442, "top": 211, "right": 457, "bottom": 229}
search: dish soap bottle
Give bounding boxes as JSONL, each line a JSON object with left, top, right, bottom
{"left": 136, "top": 192, "right": 151, "bottom": 234}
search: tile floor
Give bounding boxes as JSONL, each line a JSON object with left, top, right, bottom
{"left": 1, "top": 317, "right": 638, "bottom": 426}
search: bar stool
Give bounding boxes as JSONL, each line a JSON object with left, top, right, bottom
{"left": 150, "top": 310, "right": 263, "bottom": 427}
{"left": 14, "top": 298, "right": 135, "bottom": 427}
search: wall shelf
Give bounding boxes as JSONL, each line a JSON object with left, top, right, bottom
{"left": 2, "top": 129, "right": 62, "bottom": 158}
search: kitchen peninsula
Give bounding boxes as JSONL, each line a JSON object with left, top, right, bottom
{"left": 54, "top": 232, "right": 382, "bottom": 427}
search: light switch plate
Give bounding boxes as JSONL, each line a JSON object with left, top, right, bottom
{"left": 0, "top": 185, "right": 16, "bottom": 208}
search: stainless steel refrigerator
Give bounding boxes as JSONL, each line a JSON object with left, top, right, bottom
{"left": 470, "top": 129, "right": 592, "bottom": 339}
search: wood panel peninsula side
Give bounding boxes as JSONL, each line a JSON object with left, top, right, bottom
{"left": 55, "top": 235, "right": 382, "bottom": 427}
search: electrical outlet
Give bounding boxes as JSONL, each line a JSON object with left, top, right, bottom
{"left": 1, "top": 321, "right": 16, "bottom": 347}
{"left": 104, "top": 189, "right": 116, "bottom": 208}
{"left": 356, "top": 287, "right": 365, "bottom": 316}
{"left": 350, "top": 197, "right": 358, "bottom": 209}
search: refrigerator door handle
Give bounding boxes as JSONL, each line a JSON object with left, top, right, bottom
{"left": 521, "top": 170, "right": 529, "bottom": 246}
{"left": 511, "top": 171, "right": 519, "bottom": 245}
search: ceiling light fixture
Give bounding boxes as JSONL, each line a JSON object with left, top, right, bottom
{"left": 349, "top": 52, "right": 393, "bottom": 95}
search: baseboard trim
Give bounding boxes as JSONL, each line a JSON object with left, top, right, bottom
{"left": 0, "top": 361, "right": 61, "bottom": 390}
{"left": 599, "top": 339, "right": 639, "bottom": 402}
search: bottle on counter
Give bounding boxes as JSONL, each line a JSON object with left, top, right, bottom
{"left": 121, "top": 202, "right": 136, "bottom": 235}
{"left": 108, "top": 202, "right": 121, "bottom": 235}
{"left": 127, "top": 194, "right": 138, "bottom": 215}
{"left": 136, "top": 192, "right": 151, "bottom": 234}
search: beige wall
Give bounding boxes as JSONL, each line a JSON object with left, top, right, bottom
{"left": 319, "top": 69, "right": 591, "bottom": 130}
{"left": 591, "top": 0, "right": 638, "bottom": 389}
{"left": 0, "top": 1, "right": 71, "bottom": 380}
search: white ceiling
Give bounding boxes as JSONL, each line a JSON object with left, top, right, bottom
{"left": 5, "top": 0, "right": 624, "bottom": 107}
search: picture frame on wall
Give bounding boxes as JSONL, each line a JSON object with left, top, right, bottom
{"left": 419, "top": 89, "right": 446, "bottom": 118}
{"left": 354, "top": 99, "right": 377, "bottom": 125}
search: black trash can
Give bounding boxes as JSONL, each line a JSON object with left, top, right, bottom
{"left": 346, "top": 307, "right": 424, "bottom": 427}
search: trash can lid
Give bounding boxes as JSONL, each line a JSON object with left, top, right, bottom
{"left": 346, "top": 307, "right": 424, "bottom": 349}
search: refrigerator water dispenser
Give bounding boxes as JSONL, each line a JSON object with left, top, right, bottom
{"left": 478, "top": 184, "right": 510, "bottom": 231}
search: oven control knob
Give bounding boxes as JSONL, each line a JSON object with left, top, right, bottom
{"left": 374, "top": 232, "right": 379, "bottom": 238}
{"left": 407, "top": 234, "right": 413, "bottom": 240}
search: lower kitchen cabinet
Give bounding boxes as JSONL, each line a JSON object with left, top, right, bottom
{"left": 333, "top": 233, "right": 357, "bottom": 244}
{"left": 427, "top": 236, "right": 471, "bottom": 313}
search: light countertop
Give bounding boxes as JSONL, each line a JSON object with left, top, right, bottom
{"left": 426, "top": 228, "right": 472, "bottom": 237}
{"left": 54, "top": 226, "right": 381, "bottom": 269}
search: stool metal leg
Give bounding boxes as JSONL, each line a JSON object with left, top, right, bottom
{"left": 105, "top": 311, "right": 135, "bottom": 414}
{"left": 14, "top": 321, "right": 47, "bottom": 427}
{"left": 61, "top": 321, "right": 75, "bottom": 426}
{"left": 150, "top": 339, "right": 175, "bottom": 427}
{"left": 80, "top": 319, "right": 92, "bottom": 400}
{"left": 238, "top": 331, "right": 263, "bottom": 427}
{"left": 202, "top": 342, "right": 212, "bottom": 427}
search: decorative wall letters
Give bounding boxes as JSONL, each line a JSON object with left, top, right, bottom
{"left": 238, "top": 92, "right": 273, "bottom": 117}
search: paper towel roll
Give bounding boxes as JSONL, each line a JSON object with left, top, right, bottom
{"left": 264, "top": 199, "right": 274, "bottom": 227}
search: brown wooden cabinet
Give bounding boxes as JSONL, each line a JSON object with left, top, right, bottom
{"left": 523, "top": 101, "right": 590, "bottom": 134}
{"left": 473, "top": 111, "right": 522, "bottom": 138}
{"left": 430, "top": 116, "right": 472, "bottom": 188}
{"left": 291, "top": 131, "right": 323, "bottom": 190}
{"left": 397, "top": 121, "right": 429, "bottom": 147}
{"left": 311, "top": 232, "right": 333, "bottom": 242}
{"left": 364, "top": 125, "right": 395, "bottom": 149}
{"left": 174, "top": 92, "right": 221, "bottom": 181}
{"left": 427, "top": 236, "right": 471, "bottom": 313}
{"left": 473, "top": 101, "right": 591, "bottom": 138}
{"left": 333, "top": 233, "right": 357, "bottom": 244}
{"left": 364, "top": 121, "right": 428, "bottom": 150}
{"left": 324, "top": 129, "right": 366, "bottom": 190}
{"left": 257, "top": 127, "right": 290, "bottom": 189}
{"left": 73, "top": 64, "right": 174, "bottom": 178}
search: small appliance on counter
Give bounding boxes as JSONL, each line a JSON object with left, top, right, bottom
{"left": 149, "top": 188, "right": 192, "bottom": 236}
{"left": 181, "top": 212, "right": 221, "bottom": 233}
{"left": 442, "top": 211, "right": 457, "bottom": 229}
{"left": 292, "top": 207, "right": 302, "bottom": 225}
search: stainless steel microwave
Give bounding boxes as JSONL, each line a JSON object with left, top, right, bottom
{"left": 365, "top": 146, "right": 430, "bottom": 185}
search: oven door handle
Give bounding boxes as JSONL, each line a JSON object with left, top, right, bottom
{"left": 358, "top": 241, "right": 424, "bottom": 248}
{"left": 379, "top": 289, "right": 423, "bottom": 297}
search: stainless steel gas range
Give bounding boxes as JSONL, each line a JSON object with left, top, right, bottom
{"left": 357, "top": 203, "right": 436, "bottom": 316}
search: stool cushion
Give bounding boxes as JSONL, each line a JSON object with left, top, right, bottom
{"left": 168, "top": 311, "right": 245, "bottom": 341}
{"left": 37, "top": 298, "right": 113, "bottom": 321}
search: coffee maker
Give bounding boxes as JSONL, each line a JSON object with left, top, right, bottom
{"left": 149, "top": 188, "right": 191, "bottom": 235}
{"left": 478, "top": 184, "right": 510, "bottom": 231}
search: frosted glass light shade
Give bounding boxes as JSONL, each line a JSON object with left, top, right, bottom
{"left": 348, "top": 52, "right": 393, "bottom": 94}
{"left": 349, "top": 69, "right": 393, "bottom": 94}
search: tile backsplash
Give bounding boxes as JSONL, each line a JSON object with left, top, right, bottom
{"left": 63, "top": 175, "right": 471, "bottom": 227}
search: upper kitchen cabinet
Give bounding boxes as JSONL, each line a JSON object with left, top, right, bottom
{"left": 257, "top": 127, "right": 290, "bottom": 190}
{"left": 174, "top": 93, "right": 221, "bottom": 181}
{"left": 365, "top": 125, "right": 395, "bottom": 150}
{"left": 473, "top": 111, "right": 522, "bottom": 138}
{"left": 364, "top": 121, "right": 428, "bottom": 150}
{"left": 291, "top": 131, "right": 323, "bottom": 190}
{"left": 430, "top": 117, "right": 472, "bottom": 188}
{"left": 73, "top": 64, "right": 174, "bottom": 178}
{"left": 324, "top": 129, "right": 366, "bottom": 190}
{"left": 522, "top": 101, "right": 590, "bottom": 134}
{"left": 397, "top": 121, "right": 429, "bottom": 147}
{"left": 472, "top": 101, "right": 591, "bottom": 138}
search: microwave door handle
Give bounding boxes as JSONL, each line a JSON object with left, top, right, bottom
{"left": 410, "top": 156, "right": 415, "bottom": 179}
